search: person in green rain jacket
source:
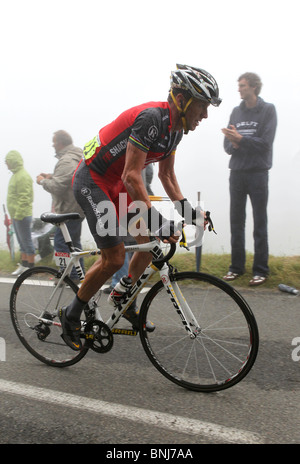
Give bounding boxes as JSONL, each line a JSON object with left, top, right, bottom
{"left": 5, "top": 150, "right": 35, "bottom": 276}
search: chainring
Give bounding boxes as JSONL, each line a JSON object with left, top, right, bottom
{"left": 84, "top": 320, "right": 113, "bottom": 353}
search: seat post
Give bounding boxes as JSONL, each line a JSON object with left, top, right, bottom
{"left": 59, "top": 222, "right": 75, "bottom": 252}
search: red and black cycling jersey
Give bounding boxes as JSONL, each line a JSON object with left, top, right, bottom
{"left": 83, "top": 101, "right": 183, "bottom": 180}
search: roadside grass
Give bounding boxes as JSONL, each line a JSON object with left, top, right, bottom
{"left": 1, "top": 249, "right": 300, "bottom": 290}
{"left": 170, "top": 252, "right": 300, "bottom": 290}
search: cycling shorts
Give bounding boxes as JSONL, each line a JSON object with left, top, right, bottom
{"left": 73, "top": 161, "right": 134, "bottom": 249}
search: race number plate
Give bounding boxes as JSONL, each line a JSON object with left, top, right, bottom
{"left": 54, "top": 251, "right": 71, "bottom": 268}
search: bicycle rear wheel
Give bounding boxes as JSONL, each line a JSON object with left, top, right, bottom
{"left": 139, "top": 271, "right": 259, "bottom": 392}
{"left": 10, "top": 266, "right": 89, "bottom": 367}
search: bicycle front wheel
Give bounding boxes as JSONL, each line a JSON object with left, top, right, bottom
{"left": 139, "top": 271, "right": 259, "bottom": 392}
{"left": 10, "top": 266, "right": 89, "bottom": 367}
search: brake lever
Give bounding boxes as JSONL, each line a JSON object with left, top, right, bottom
{"left": 179, "top": 225, "right": 190, "bottom": 251}
{"left": 206, "top": 211, "right": 217, "bottom": 234}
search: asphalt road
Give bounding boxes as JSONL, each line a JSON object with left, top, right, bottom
{"left": 0, "top": 277, "right": 299, "bottom": 448}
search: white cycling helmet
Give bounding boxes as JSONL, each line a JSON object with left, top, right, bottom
{"left": 171, "top": 64, "right": 221, "bottom": 107}
{"left": 169, "top": 64, "right": 221, "bottom": 134}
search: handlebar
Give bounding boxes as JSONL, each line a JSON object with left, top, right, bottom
{"left": 152, "top": 211, "right": 216, "bottom": 265}
{"left": 180, "top": 211, "right": 216, "bottom": 249}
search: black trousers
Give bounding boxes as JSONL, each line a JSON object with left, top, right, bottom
{"left": 229, "top": 170, "right": 269, "bottom": 277}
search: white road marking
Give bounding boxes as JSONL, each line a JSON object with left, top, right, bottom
{"left": 0, "top": 278, "right": 149, "bottom": 292}
{"left": 0, "top": 277, "right": 16, "bottom": 284}
{"left": 0, "top": 379, "right": 263, "bottom": 444}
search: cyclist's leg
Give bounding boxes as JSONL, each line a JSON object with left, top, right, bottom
{"left": 73, "top": 161, "right": 126, "bottom": 297}
{"left": 59, "top": 243, "right": 125, "bottom": 350}
{"left": 113, "top": 185, "right": 152, "bottom": 285}
{"left": 114, "top": 191, "right": 154, "bottom": 330}
{"left": 123, "top": 236, "right": 155, "bottom": 332}
{"left": 126, "top": 213, "right": 152, "bottom": 284}
{"left": 128, "top": 233, "right": 152, "bottom": 284}
{"left": 61, "top": 163, "right": 126, "bottom": 349}
{"left": 78, "top": 243, "right": 125, "bottom": 303}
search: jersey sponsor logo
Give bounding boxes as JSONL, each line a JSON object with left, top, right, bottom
{"left": 109, "top": 138, "right": 128, "bottom": 157}
{"left": 81, "top": 187, "right": 91, "bottom": 197}
{"left": 148, "top": 125, "right": 158, "bottom": 141}
{"left": 80, "top": 187, "right": 110, "bottom": 234}
{"left": 157, "top": 142, "right": 167, "bottom": 149}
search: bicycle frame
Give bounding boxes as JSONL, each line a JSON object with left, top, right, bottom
{"left": 49, "top": 221, "right": 202, "bottom": 337}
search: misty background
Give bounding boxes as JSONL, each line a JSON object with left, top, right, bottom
{"left": 1, "top": 0, "right": 299, "bottom": 256}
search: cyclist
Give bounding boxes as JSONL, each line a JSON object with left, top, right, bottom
{"left": 60, "top": 64, "right": 221, "bottom": 350}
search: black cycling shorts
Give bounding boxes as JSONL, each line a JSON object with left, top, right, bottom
{"left": 73, "top": 162, "right": 133, "bottom": 249}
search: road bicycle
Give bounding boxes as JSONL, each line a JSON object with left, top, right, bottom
{"left": 10, "top": 212, "right": 259, "bottom": 393}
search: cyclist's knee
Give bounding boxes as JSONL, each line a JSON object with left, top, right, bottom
{"left": 101, "top": 244, "right": 125, "bottom": 274}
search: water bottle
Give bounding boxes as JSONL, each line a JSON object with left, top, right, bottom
{"left": 108, "top": 275, "right": 133, "bottom": 306}
{"left": 278, "top": 284, "right": 299, "bottom": 295}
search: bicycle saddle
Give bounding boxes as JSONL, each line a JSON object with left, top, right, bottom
{"left": 40, "top": 212, "right": 81, "bottom": 224}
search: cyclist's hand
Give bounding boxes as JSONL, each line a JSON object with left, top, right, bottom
{"left": 163, "top": 231, "right": 181, "bottom": 244}
{"left": 193, "top": 205, "right": 206, "bottom": 229}
{"left": 154, "top": 220, "right": 181, "bottom": 243}
{"left": 142, "top": 206, "right": 181, "bottom": 243}
{"left": 174, "top": 199, "right": 205, "bottom": 228}
{"left": 174, "top": 199, "right": 217, "bottom": 234}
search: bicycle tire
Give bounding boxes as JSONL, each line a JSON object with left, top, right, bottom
{"left": 139, "top": 271, "right": 259, "bottom": 392}
{"left": 10, "top": 266, "right": 89, "bottom": 367}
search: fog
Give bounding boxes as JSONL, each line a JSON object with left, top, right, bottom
{"left": 1, "top": 0, "right": 299, "bottom": 256}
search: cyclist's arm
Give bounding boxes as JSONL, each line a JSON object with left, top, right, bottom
{"left": 121, "top": 143, "right": 151, "bottom": 208}
{"left": 158, "top": 153, "right": 184, "bottom": 201}
{"left": 122, "top": 144, "right": 179, "bottom": 243}
{"left": 159, "top": 153, "right": 206, "bottom": 228}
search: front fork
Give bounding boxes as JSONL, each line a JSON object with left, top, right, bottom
{"left": 159, "top": 265, "right": 200, "bottom": 338}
